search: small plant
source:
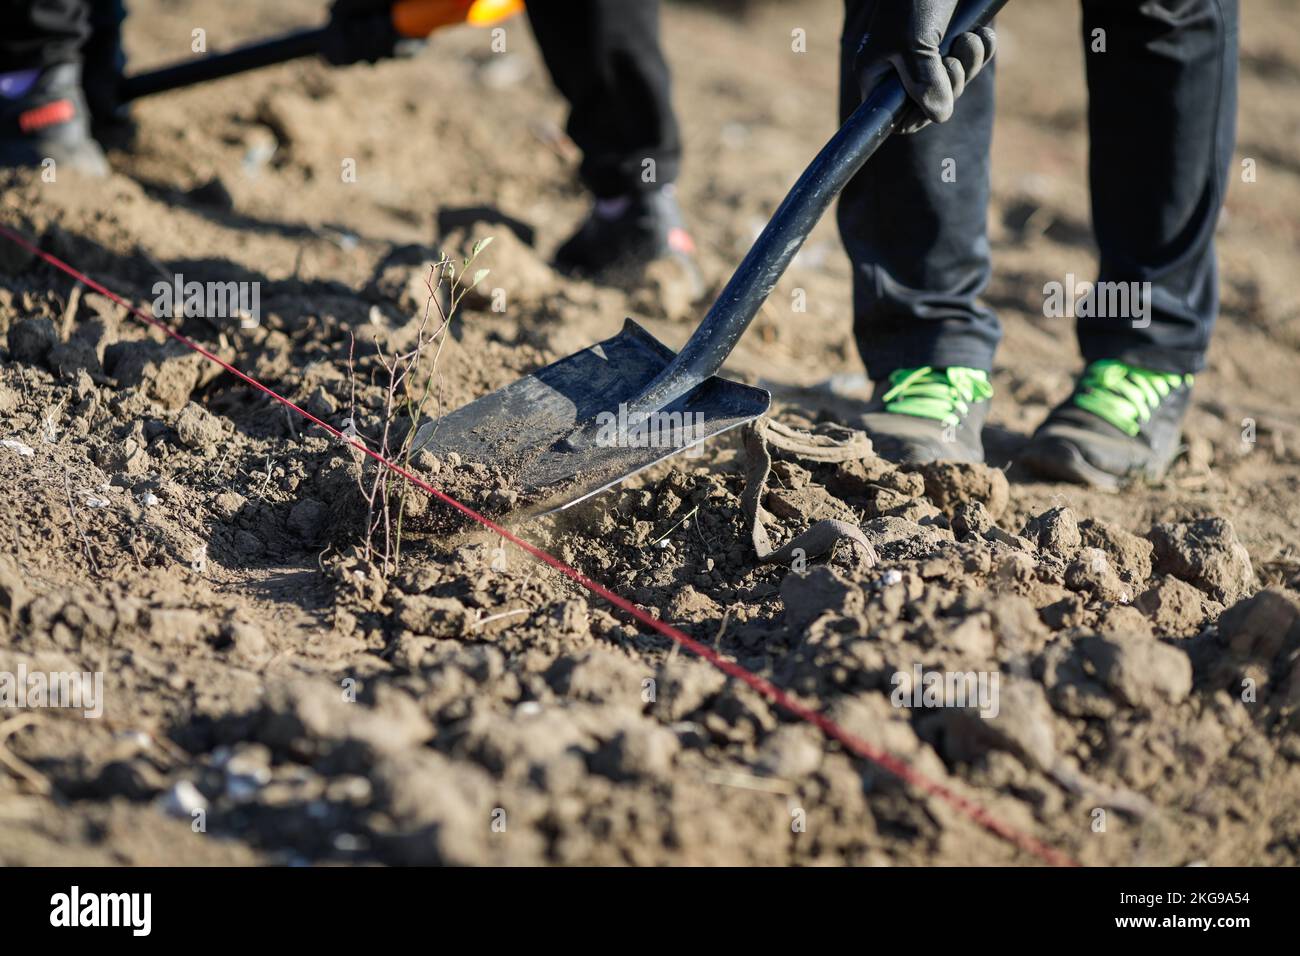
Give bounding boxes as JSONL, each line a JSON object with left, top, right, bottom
{"left": 345, "top": 237, "right": 492, "bottom": 576}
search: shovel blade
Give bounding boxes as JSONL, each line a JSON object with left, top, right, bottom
{"left": 413, "top": 319, "right": 770, "bottom": 518}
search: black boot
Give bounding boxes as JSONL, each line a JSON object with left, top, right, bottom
{"left": 0, "top": 62, "right": 108, "bottom": 175}
{"left": 857, "top": 366, "right": 992, "bottom": 464}
{"left": 555, "top": 185, "right": 697, "bottom": 279}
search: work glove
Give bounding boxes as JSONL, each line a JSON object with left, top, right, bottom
{"left": 854, "top": 0, "right": 997, "bottom": 133}
{"left": 321, "top": 0, "right": 403, "bottom": 65}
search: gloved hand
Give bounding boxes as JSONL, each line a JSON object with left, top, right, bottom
{"left": 321, "top": 0, "right": 402, "bottom": 66}
{"left": 854, "top": 0, "right": 997, "bottom": 133}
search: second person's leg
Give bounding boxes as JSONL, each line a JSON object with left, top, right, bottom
{"left": 527, "top": 0, "right": 694, "bottom": 277}
{"left": 839, "top": 0, "right": 999, "bottom": 462}
{"left": 0, "top": 0, "right": 107, "bottom": 173}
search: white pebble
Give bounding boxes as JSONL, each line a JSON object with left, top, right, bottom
{"left": 161, "top": 780, "right": 207, "bottom": 818}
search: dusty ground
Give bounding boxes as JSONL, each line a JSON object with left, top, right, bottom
{"left": 2, "top": 0, "right": 1299, "bottom": 866}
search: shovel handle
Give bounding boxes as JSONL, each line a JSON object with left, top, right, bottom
{"left": 627, "top": 0, "right": 1010, "bottom": 417}
{"left": 119, "top": 29, "right": 329, "bottom": 102}
{"left": 118, "top": 0, "right": 523, "bottom": 103}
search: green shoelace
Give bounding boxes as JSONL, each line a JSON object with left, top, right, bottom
{"left": 880, "top": 367, "right": 993, "bottom": 427}
{"left": 1073, "top": 360, "right": 1191, "bottom": 437}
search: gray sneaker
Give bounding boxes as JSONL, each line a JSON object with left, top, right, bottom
{"left": 1018, "top": 359, "right": 1193, "bottom": 490}
{"left": 857, "top": 366, "right": 992, "bottom": 464}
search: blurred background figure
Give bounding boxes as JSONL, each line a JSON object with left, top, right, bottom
{"left": 0, "top": 0, "right": 697, "bottom": 278}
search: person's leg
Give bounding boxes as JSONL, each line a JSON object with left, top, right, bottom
{"left": 526, "top": 0, "right": 679, "bottom": 199}
{"left": 839, "top": 0, "right": 999, "bottom": 382}
{"left": 83, "top": 0, "right": 129, "bottom": 135}
{"left": 1078, "top": 0, "right": 1239, "bottom": 373}
{"left": 1020, "top": 0, "right": 1239, "bottom": 489}
{"left": 0, "top": 0, "right": 90, "bottom": 70}
{"left": 839, "top": 0, "right": 998, "bottom": 462}
{"left": 0, "top": 0, "right": 107, "bottom": 174}
{"left": 526, "top": 0, "right": 693, "bottom": 278}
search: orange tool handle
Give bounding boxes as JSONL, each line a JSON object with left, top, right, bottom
{"left": 392, "top": 0, "right": 524, "bottom": 38}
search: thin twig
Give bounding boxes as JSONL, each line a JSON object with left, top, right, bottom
{"left": 713, "top": 606, "right": 733, "bottom": 650}
{"left": 471, "top": 607, "right": 529, "bottom": 630}
{"left": 60, "top": 281, "right": 82, "bottom": 340}
{"left": 651, "top": 505, "right": 700, "bottom": 546}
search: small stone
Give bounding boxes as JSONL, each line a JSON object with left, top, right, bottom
{"left": 396, "top": 595, "right": 471, "bottom": 638}
{"left": 1078, "top": 518, "right": 1153, "bottom": 584}
{"left": 780, "top": 565, "right": 863, "bottom": 631}
{"left": 160, "top": 780, "right": 208, "bottom": 818}
{"left": 590, "top": 722, "right": 679, "bottom": 781}
{"left": 287, "top": 498, "right": 328, "bottom": 543}
{"left": 1148, "top": 517, "right": 1254, "bottom": 605}
{"left": 1021, "top": 506, "right": 1082, "bottom": 555}
{"left": 951, "top": 500, "right": 993, "bottom": 540}
{"left": 914, "top": 460, "right": 1009, "bottom": 519}
{"left": 1065, "top": 548, "right": 1131, "bottom": 603}
{"left": 755, "top": 725, "right": 823, "bottom": 778}
{"left": 1135, "top": 575, "right": 1219, "bottom": 637}
{"left": 93, "top": 437, "right": 150, "bottom": 476}
{"left": 174, "top": 401, "right": 224, "bottom": 448}
{"left": 1217, "top": 588, "right": 1300, "bottom": 662}
{"left": 1078, "top": 631, "right": 1193, "bottom": 709}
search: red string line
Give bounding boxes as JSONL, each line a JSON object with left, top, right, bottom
{"left": 0, "top": 223, "right": 1078, "bottom": 867}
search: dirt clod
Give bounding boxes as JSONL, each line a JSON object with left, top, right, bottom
{"left": 8, "top": 317, "right": 57, "bottom": 365}
{"left": 1148, "top": 518, "right": 1255, "bottom": 605}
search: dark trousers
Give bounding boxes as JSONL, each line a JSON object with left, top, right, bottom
{"left": 839, "top": 0, "right": 1239, "bottom": 379}
{"left": 0, "top": 0, "right": 92, "bottom": 68}
{"left": 527, "top": 0, "right": 680, "bottom": 198}
{"left": 1, "top": 1, "right": 680, "bottom": 199}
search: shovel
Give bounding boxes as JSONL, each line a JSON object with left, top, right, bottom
{"left": 117, "top": 0, "right": 523, "bottom": 102}
{"left": 417, "top": 0, "right": 1008, "bottom": 519}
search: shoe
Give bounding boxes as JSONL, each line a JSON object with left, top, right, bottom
{"left": 554, "top": 185, "right": 697, "bottom": 278}
{"left": 1019, "top": 359, "right": 1192, "bottom": 490}
{"left": 0, "top": 62, "right": 108, "bottom": 176}
{"left": 857, "top": 366, "right": 992, "bottom": 464}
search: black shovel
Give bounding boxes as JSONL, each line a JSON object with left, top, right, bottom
{"left": 417, "top": 0, "right": 1008, "bottom": 519}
